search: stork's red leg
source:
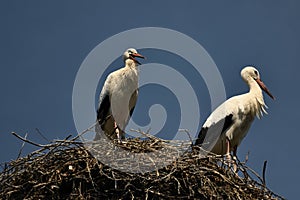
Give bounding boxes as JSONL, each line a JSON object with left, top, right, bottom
{"left": 226, "top": 138, "right": 231, "bottom": 161}
{"left": 233, "top": 145, "right": 238, "bottom": 173}
{"left": 225, "top": 139, "right": 238, "bottom": 173}
{"left": 114, "top": 122, "right": 121, "bottom": 142}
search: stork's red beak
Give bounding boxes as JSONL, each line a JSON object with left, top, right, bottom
{"left": 130, "top": 53, "right": 145, "bottom": 65}
{"left": 255, "top": 78, "right": 275, "bottom": 100}
{"left": 131, "top": 53, "right": 145, "bottom": 59}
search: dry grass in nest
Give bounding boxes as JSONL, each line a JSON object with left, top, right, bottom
{"left": 0, "top": 130, "right": 284, "bottom": 199}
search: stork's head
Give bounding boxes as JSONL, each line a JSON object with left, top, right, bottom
{"left": 123, "top": 48, "right": 145, "bottom": 65}
{"left": 241, "top": 66, "right": 275, "bottom": 99}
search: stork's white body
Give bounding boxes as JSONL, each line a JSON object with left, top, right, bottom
{"left": 196, "top": 66, "right": 274, "bottom": 156}
{"left": 102, "top": 64, "right": 139, "bottom": 131}
{"left": 95, "top": 48, "right": 144, "bottom": 141}
{"left": 202, "top": 92, "right": 264, "bottom": 155}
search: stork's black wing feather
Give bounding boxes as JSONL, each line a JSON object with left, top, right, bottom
{"left": 129, "top": 106, "right": 135, "bottom": 117}
{"left": 128, "top": 89, "right": 138, "bottom": 120}
{"left": 195, "top": 114, "right": 234, "bottom": 145}
{"left": 97, "top": 93, "right": 111, "bottom": 125}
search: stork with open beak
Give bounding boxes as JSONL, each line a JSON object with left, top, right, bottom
{"left": 195, "top": 66, "right": 274, "bottom": 166}
{"left": 94, "top": 48, "right": 145, "bottom": 141}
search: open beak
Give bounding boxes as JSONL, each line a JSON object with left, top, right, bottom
{"left": 132, "top": 53, "right": 145, "bottom": 59}
{"left": 255, "top": 78, "right": 275, "bottom": 100}
{"left": 130, "top": 53, "right": 145, "bottom": 65}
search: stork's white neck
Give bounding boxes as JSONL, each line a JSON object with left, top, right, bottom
{"left": 246, "top": 78, "right": 267, "bottom": 118}
{"left": 247, "top": 78, "right": 262, "bottom": 96}
{"left": 125, "top": 59, "right": 139, "bottom": 69}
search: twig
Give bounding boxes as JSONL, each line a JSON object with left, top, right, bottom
{"left": 262, "top": 160, "right": 267, "bottom": 186}
{"left": 244, "top": 151, "right": 250, "bottom": 163}
{"left": 73, "top": 122, "right": 97, "bottom": 141}
{"left": 17, "top": 133, "right": 28, "bottom": 159}
{"left": 11, "top": 132, "right": 47, "bottom": 148}
{"left": 35, "top": 128, "right": 50, "bottom": 142}
{"left": 178, "top": 129, "right": 193, "bottom": 144}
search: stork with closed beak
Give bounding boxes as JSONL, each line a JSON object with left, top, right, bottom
{"left": 195, "top": 66, "right": 274, "bottom": 167}
{"left": 94, "top": 48, "right": 145, "bottom": 141}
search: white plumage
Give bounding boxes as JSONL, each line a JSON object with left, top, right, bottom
{"left": 94, "top": 48, "right": 145, "bottom": 141}
{"left": 195, "top": 66, "right": 274, "bottom": 158}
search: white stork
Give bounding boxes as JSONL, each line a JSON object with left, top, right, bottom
{"left": 94, "top": 48, "right": 145, "bottom": 141}
{"left": 195, "top": 66, "right": 274, "bottom": 162}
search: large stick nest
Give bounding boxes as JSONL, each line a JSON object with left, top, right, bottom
{"left": 0, "top": 131, "right": 284, "bottom": 199}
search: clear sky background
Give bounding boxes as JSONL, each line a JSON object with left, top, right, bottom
{"left": 1, "top": 1, "right": 299, "bottom": 199}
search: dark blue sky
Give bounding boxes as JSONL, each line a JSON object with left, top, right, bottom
{"left": 1, "top": 1, "right": 299, "bottom": 198}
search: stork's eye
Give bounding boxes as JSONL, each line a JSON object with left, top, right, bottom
{"left": 128, "top": 50, "right": 133, "bottom": 54}
{"left": 254, "top": 70, "right": 258, "bottom": 76}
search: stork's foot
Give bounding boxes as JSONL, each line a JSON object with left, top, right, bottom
{"left": 232, "top": 155, "right": 238, "bottom": 174}
{"left": 113, "top": 122, "right": 124, "bottom": 143}
{"left": 224, "top": 153, "right": 232, "bottom": 166}
{"left": 116, "top": 130, "right": 123, "bottom": 143}
{"left": 224, "top": 154, "right": 238, "bottom": 174}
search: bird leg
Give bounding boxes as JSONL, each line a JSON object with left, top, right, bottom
{"left": 225, "top": 138, "right": 231, "bottom": 162}
{"left": 113, "top": 122, "right": 121, "bottom": 142}
{"left": 225, "top": 138, "right": 238, "bottom": 173}
{"left": 232, "top": 145, "right": 238, "bottom": 173}
{"left": 113, "top": 122, "right": 126, "bottom": 142}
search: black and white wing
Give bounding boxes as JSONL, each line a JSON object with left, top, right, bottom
{"left": 195, "top": 114, "right": 234, "bottom": 145}
{"left": 97, "top": 74, "right": 113, "bottom": 126}
{"left": 195, "top": 100, "right": 236, "bottom": 146}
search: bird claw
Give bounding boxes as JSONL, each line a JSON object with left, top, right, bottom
{"left": 224, "top": 154, "right": 238, "bottom": 174}
{"left": 116, "top": 131, "right": 124, "bottom": 144}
